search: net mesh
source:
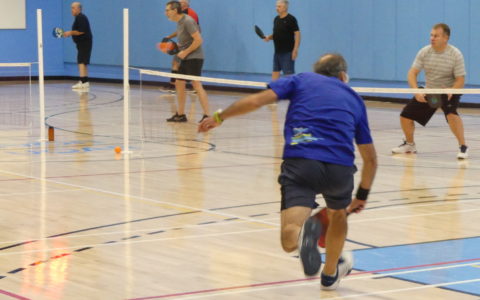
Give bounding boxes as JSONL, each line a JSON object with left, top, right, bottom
{"left": 0, "top": 63, "right": 33, "bottom": 132}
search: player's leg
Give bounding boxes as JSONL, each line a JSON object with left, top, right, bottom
{"left": 272, "top": 53, "right": 281, "bottom": 81}
{"left": 191, "top": 80, "right": 209, "bottom": 121}
{"left": 442, "top": 95, "right": 468, "bottom": 158}
{"left": 279, "top": 52, "right": 295, "bottom": 76}
{"left": 187, "top": 59, "right": 209, "bottom": 121}
{"left": 166, "top": 59, "right": 188, "bottom": 122}
{"left": 73, "top": 49, "right": 89, "bottom": 89}
{"left": 79, "top": 63, "right": 88, "bottom": 77}
{"left": 322, "top": 208, "right": 347, "bottom": 276}
{"left": 175, "top": 79, "right": 187, "bottom": 115}
{"left": 280, "top": 206, "right": 312, "bottom": 252}
{"left": 74, "top": 42, "right": 92, "bottom": 90}
{"left": 400, "top": 116, "right": 415, "bottom": 143}
{"left": 447, "top": 114, "right": 466, "bottom": 146}
{"left": 392, "top": 98, "right": 435, "bottom": 153}
{"left": 278, "top": 158, "right": 322, "bottom": 276}
{"left": 320, "top": 163, "right": 356, "bottom": 290}
{"left": 166, "top": 57, "right": 180, "bottom": 92}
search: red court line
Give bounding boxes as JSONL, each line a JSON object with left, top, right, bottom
{"left": 0, "top": 289, "right": 30, "bottom": 300}
{"left": 128, "top": 257, "right": 480, "bottom": 300}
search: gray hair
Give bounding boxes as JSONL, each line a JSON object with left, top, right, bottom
{"left": 313, "top": 53, "right": 348, "bottom": 78}
{"left": 72, "top": 2, "right": 82, "bottom": 10}
{"left": 276, "top": 0, "right": 289, "bottom": 8}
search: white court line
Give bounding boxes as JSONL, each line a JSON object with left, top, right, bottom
{"left": 168, "top": 262, "right": 480, "bottom": 300}
{"left": 0, "top": 188, "right": 85, "bottom": 197}
{"left": 0, "top": 169, "right": 279, "bottom": 228}
{"left": 351, "top": 207, "right": 480, "bottom": 224}
{"left": 0, "top": 63, "right": 33, "bottom": 67}
{"left": 0, "top": 218, "right": 275, "bottom": 246}
{"left": 2, "top": 200, "right": 474, "bottom": 246}
{"left": 0, "top": 227, "right": 275, "bottom": 257}
{"left": 0, "top": 167, "right": 477, "bottom": 246}
{"left": 323, "top": 278, "right": 480, "bottom": 300}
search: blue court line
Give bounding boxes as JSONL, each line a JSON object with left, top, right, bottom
{"left": 353, "top": 237, "right": 480, "bottom": 296}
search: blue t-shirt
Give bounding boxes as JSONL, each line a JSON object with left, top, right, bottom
{"left": 268, "top": 72, "right": 372, "bottom": 166}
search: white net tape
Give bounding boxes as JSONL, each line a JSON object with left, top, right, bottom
{"left": 134, "top": 68, "right": 480, "bottom": 95}
{"left": 0, "top": 63, "right": 33, "bottom": 67}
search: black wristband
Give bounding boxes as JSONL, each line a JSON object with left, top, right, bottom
{"left": 355, "top": 186, "right": 370, "bottom": 201}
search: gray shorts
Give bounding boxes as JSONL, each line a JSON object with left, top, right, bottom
{"left": 278, "top": 158, "right": 357, "bottom": 210}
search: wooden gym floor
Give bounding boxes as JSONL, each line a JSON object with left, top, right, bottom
{"left": 0, "top": 81, "right": 479, "bottom": 299}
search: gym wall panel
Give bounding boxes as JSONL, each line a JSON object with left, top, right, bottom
{"left": 468, "top": 1, "right": 480, "bottom": 83}
{"left": 372, "top": 0, "right": 396, "bottom": 80}
{"left": 0, "top": 0, "right": 64, "bottom": 75}
{"left": 351, "top": 0, "right": 374, "bottom": 79}
{"left": 3, "top": 0, "right": 480, "bottom": 84}
{"left": 444, "top": 0, "right": 471, "bottom": 82}
{"left": 299, "top": 0, "right": 332, "bottom": 72}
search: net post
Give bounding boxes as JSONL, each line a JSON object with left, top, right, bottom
{"left": 37, "top": 9, "right": 46, "bottom": 142}
{"left": 123, "top": 8, "right": 130, "bottom": 154}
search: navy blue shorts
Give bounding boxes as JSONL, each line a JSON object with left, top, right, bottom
{"left": 278, "top": 158, "right": 357, "bottom": 210}
{"left": 273, "top": 52, "right": 295, "bottom": 75}
{"left": 76, "top": 41, "right": 92, "bottom": 65}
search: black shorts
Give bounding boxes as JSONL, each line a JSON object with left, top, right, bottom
{"left": 400, "top": 94, "right": 461, "bottom": 126}
{"left": 76, "top": 41, "right": 92, "bottom": 65}
{"left": 278, "top": 158, "right": 357, "bottom": 211}
{"left": 178, "top": 59, "right": 203, "bottom": 77}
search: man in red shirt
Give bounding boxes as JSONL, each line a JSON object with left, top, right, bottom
{"left": 180, "top": 0, "right": 198, "bottom": 24}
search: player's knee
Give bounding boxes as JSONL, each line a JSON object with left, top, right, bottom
{"left": 191, "top": 81, "right": 203, "bottom": 90}
{"left": 280, "top": 224, "right": 299, "bottom": 253}
{"left": 328, "top": 209, "right": 347, "bottom": 224}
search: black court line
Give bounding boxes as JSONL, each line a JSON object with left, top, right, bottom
{"left": 1, "top": 191, "right": 479, "bottom": 255}
{"left": 7, "top": 268, "right": 25, "bottom": 274}
{"left": 47, "top": 211, "right": 199, "bottom": 238}
{"left": 147, "top": 230, "right": 165, "bottom": 235}
{"left": 74, "top": 247, "right": 92, "bottom": 252}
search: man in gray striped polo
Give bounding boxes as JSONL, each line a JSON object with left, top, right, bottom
{"left": 392, "top": 23, "right": 468, "bottom": 159}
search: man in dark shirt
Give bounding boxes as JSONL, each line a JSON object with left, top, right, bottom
{"left": 63, "top": 2, "right": 93, "bottom": 90}
{"left": 264, "top": 0, "right": 301, "bottom": 80}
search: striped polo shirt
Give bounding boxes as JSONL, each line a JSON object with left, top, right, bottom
{"left": 412, "top": 44, "right": 466, "bottom": 88}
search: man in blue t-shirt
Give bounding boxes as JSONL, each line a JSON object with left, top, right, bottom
{"left": 199, "top": 53, "right": 377, "bottom": 290}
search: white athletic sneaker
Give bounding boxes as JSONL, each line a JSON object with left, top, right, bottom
{"left": 159, "top": 86, "right": 176, "bottom": 94}
{"left": 391, "top": 140, "right": 416, "bottom": 154}
{"left": 298, "top": 216, "right": 322, "bottom": 276}
{"left": 457, "top": 145, "right": 468, "bottom": 159}
{"left": 72, "top": 81, "right": 89, "bottom": 90}
{"left": 72, "top": 81, "right": 83, "bottom": 89}
{"left": 321, "top": 251, "right": 354, "bottom": 291}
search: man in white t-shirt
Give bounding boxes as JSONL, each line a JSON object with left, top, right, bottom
{"left": 392, "top": 23, "right": 468, "bottom": 159}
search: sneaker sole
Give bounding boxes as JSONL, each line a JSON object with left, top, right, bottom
{"left": 300, "top": 217, "right": 322, "bottom": 276}
{"left": 391, "top": 151, "right": 417, "bottom": 154}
